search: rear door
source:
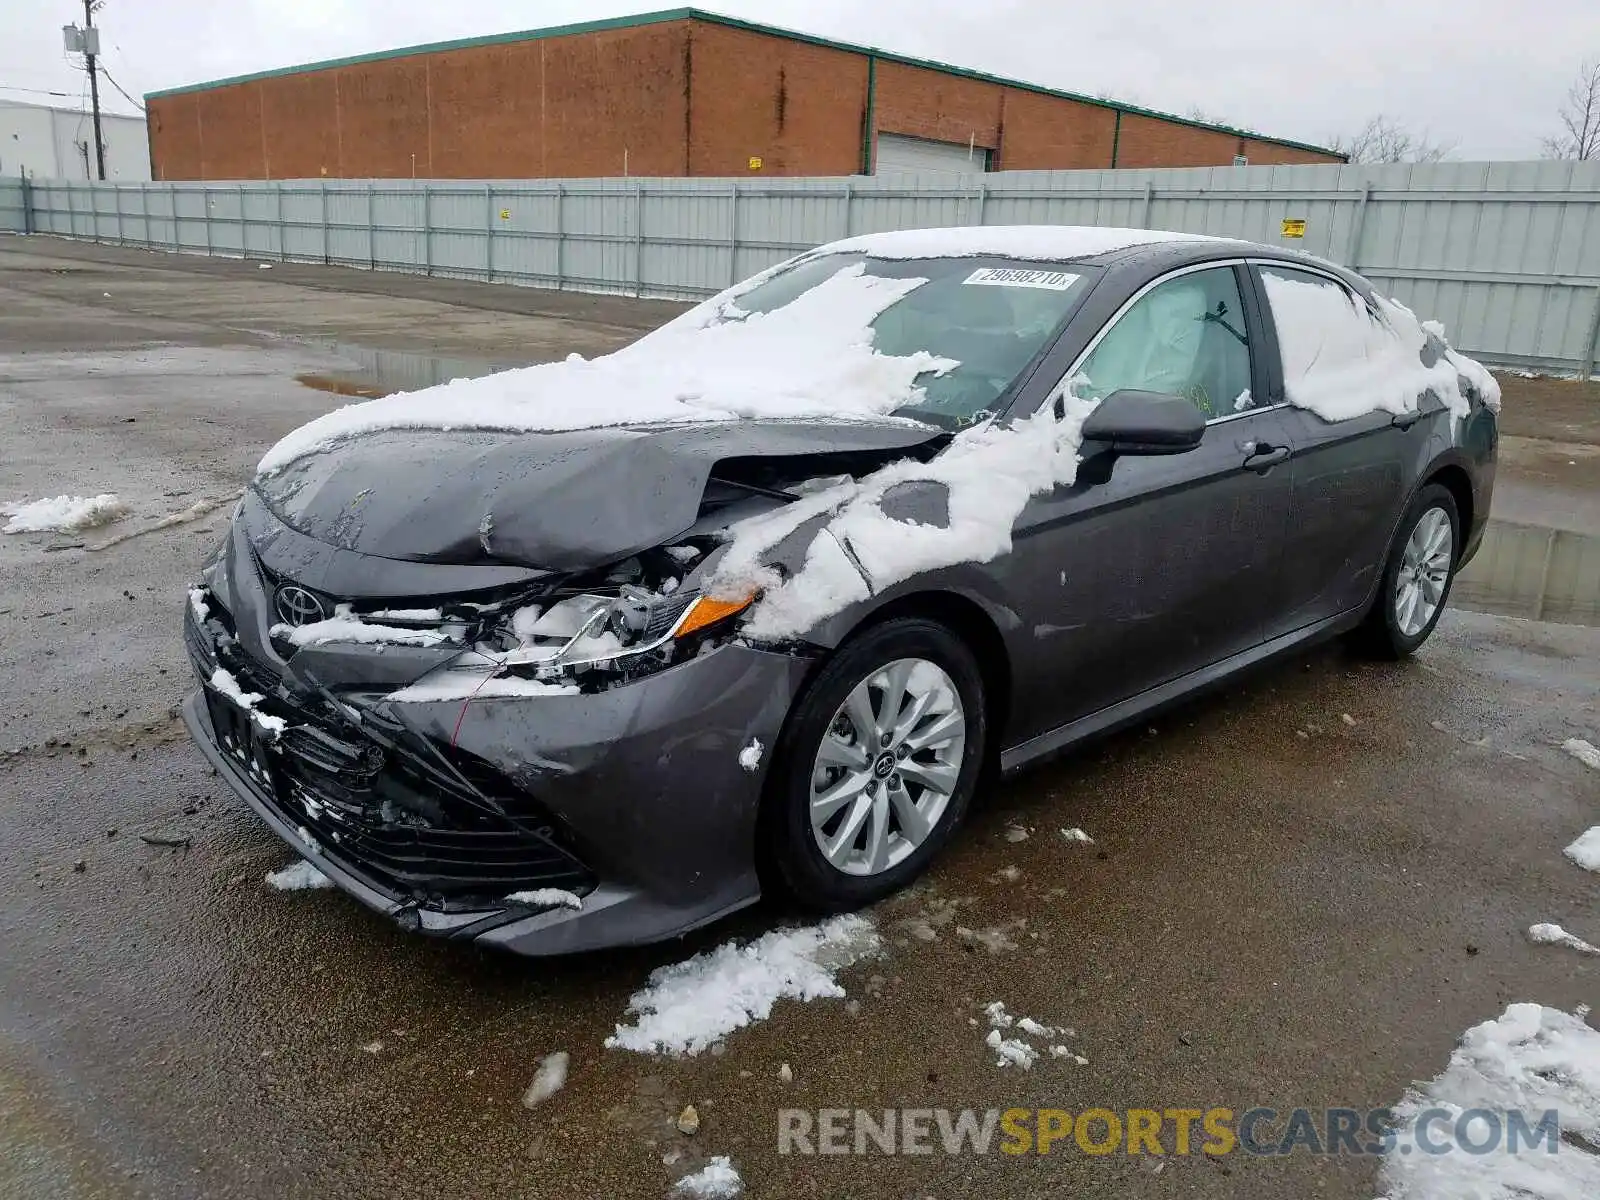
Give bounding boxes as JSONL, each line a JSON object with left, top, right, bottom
{"left": 1248, "top": 262, "right": 1426, "bottom": 634}
{"left": 1001, "top": 262, "right": 1296, "bottom": 743}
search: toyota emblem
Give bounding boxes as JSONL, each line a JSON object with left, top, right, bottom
{"left": 274, "top": 584, "right": 327, "bottom": 626}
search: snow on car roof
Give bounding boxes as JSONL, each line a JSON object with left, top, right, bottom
{"left": 815, "top": 225, "right": 1223, "bottom": 262}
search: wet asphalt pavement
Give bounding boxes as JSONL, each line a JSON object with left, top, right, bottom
{"left": 2, "top": 237, "right": 1596, "bottom": 1200}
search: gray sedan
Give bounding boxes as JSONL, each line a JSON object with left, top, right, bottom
{"left": 182, "top": 226, "right": 1499, "bottom": 954}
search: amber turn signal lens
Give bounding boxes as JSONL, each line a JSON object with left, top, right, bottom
{"left": 673, "top": 593, "right": 755, "bottom": 638}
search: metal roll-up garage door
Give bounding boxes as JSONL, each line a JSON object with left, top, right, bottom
{"left": 874, "top": 133, "right": 991, "bottom": 177}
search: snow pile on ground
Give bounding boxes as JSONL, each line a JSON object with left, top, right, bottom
{"left": 672, "top": 1157, "right": 743, "bottom": 1198}
{"left": 711, "top": 400, "right": 1096, "bottom": 639}
{"left": 256, "top": 265, "right": 950, "bottom": 474}
{"left": 605, "top": 915, "right": 879, "bottom": 1056}
{"left": 981, "top": 1001, "right": 1082, "bottom": 1069}
{"left": 1528, "top": 923, "right": 1600, "bottom": 955}
{"left": 1563, "top": 738, "right": 1600, "bottom": 770}
{"left": 209, "top": 667, "right": 287, "bottom": 736}
{"left": 520, "top": 1051, "right": 569, "bottom": 1108}
{"left": 265, "top": 859, "right": 333, "bottom": 891}
{"left": 1260, "top": 271, "right": 1501, "bottom": 422}
{"left": 1564, "top": 829, "right": 1600, "bottom": 873}
{"left": 2, "top": 494, "right": 130, "bottom": 534}
{"left": 1378, "top": 1003, "right": 1600, "bottom": 1199}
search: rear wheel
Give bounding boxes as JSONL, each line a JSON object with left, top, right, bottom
{"left": 764, "top": 618, "right": 987, "bottom": 911}
{"left": 1355, "top": 483, "right": 1460, "bottom": 659}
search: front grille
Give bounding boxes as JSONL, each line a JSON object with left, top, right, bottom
{"left": 193, "top": 601, "right": 594, "bottom": 909}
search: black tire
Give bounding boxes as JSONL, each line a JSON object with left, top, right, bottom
{"left": 1354, "top": 483, "right": 1461, "bottom": 660}
{"left": 763, "top": 617, "right": 988, "bottom": 911}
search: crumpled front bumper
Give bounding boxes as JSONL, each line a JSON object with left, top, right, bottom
{"left": 182, "top": 529, "right": 812, "bottom": 955}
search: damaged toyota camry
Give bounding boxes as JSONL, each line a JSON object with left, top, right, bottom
{"left": 182, "top": 225, "right": 1500, "bottom": 955}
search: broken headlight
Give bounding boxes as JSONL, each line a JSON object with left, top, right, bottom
{"left": 492, "top": 586, "right": 756, "bottom": 680}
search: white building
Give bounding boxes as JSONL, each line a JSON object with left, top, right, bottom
{"left": 0, "top": 99, "right": 149, "bottom": 181}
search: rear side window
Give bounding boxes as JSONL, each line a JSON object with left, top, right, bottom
{"left": 1258, "top": 265, "right": 1412, "bottom": 419}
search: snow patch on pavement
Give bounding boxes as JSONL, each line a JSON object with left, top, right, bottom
{"left": 265, "top": 860, "right": 333, "bottom": 891}
{"left": 521, "top": 1051, "right": 569, "bottom": 1108}
{"left": 1378, "top": 1003, "right": 1600, "bottom": 1200}
{"left": 671, "top": 1157, "right": 743, "bottom": 1197}
{"left": 3, "top": 494, "right": 129, "bottom": 534}
{"left": 605, "top": 915, "right": 879, "bottom": 1057}
{"left": 1563, "top": 829, "right": 1600, "bottom": 873}
{"left": 981, "top": 1002, "right": 1081, "bottom": 1069}
{"left": 1528, "top": 923, "right": 1600, "bottom": 955}
{"left": 1563, "top": 738, "right": 1600, "bottom": 770}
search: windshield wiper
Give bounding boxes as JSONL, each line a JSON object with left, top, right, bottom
{"left": 705, "top": 475, "right": 799, "bottom": 503}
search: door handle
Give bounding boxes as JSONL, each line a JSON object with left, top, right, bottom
{"left": 1243, "top": 444, "right": 1291, "bottom": 473}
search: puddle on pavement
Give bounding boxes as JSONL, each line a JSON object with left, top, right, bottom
{"left": 295, "top": 343, "right": 527, "bottom": 400}
{"left": 1455, "top": 519, "right": 1600, "bottom": 626}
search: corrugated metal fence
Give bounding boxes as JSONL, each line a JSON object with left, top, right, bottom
{"left": 0, "top": 178, "right": 25, "bottom": 234}
{"left": 15, "top": 160, "right": 1600, "bottom": 375}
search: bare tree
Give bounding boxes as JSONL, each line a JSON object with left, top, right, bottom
{"left": 1542, "top": 58, "right": 1600, "bottom": 160}
{"left": 1330, "top": 115, "right": 1454, "bottom": 163}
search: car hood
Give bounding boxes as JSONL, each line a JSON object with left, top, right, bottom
{"left": 249, "top": 419, "right": 942, "bottom": 572}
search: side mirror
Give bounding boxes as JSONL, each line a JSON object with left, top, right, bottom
{"left": 1079, "top": 389, "right": 1205, "bottom": 456}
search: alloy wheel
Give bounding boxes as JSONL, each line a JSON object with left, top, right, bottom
{"left": 1394, "top": 506, "right": 1454, "bottom": 637}
{"left": 808, "top": 657, "right": 966, "bottom": 877}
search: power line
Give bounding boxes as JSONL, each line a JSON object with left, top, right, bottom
{"left": 99, "top": 66, "right": 144, "bottom": 112}
{"left": 0, "top": 84, "right": 78, "bottom": 99}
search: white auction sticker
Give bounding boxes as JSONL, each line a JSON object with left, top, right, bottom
{"left": 961, "top": 267, "right": 1080, "bottom": 291}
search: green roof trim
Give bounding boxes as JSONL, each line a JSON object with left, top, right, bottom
{"left": 143, "top": 7, "right": 1343, "bottom": 160}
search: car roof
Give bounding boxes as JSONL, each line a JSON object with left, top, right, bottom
{"left": 812, "top": 224, "right": 1367, "bottom": 292}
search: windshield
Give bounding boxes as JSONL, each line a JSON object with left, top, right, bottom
{"left": 717, "top": 253, "right": 1096, "bottom": 426}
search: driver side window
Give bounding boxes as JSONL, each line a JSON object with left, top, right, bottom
{"left": 1074, "top": 267, "right": 1254, "bottom": 419}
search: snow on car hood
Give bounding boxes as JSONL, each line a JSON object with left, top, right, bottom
{"left": 249, "top": 419, "right": 943, "bottom": 571}
{"left": 257, "top": 265, "right": 950, "bottom": 476}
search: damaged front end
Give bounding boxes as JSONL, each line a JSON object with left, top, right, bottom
{"left": 181, "top": 420, "right": 935, "bottom": 953}
{"left": 185, "top": 566, "right": 600, "bottom": 934}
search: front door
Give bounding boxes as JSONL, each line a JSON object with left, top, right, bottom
{"left": 1001, "top": 263, "right": 1294, "bottom": 743}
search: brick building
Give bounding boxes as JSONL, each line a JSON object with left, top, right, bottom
{"left": 144, "top": 9, "right": 1342, "bottom": 181}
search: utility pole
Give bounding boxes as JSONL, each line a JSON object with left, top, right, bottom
{"left": 83, "top": 0, "right": 106, "bottom": 180}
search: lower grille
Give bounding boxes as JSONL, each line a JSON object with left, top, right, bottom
{"left": 195, "top": 624, "right": 594, "bottom": 909}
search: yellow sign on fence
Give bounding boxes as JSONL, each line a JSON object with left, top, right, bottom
{"left": 500, "top": 209, "right": 511, "bottom": 220}
{"left": 1281, "top": 218, "right": 1307, "bottom": 238}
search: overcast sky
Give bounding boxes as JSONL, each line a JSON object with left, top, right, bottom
{"left": 2, "top": 0, "right": 1593, "bottom": 159}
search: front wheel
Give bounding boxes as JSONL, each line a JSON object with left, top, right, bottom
{"left": 1354, "top": 483, "right": 1460, "bottom": 659}
{"left": 763, "top": 617, "right": 987, "bottom": 911}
